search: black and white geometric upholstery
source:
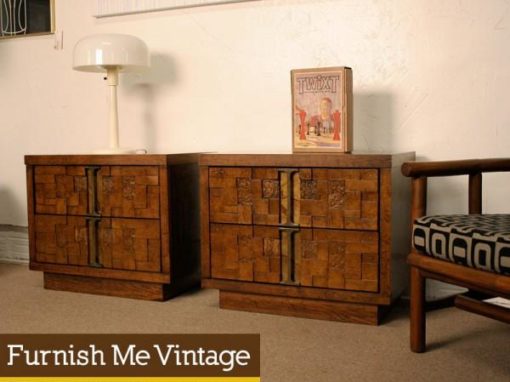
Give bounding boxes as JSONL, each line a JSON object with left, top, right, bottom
{"left": 413, "top": 214, "right": 510, "bottom": 275}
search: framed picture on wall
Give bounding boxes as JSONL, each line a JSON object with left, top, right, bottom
{"left": 291, "top": 67, "right": 353, "bottom": 153}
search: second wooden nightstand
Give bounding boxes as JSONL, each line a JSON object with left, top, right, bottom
{"left": 200, "top": 153, "right": 415, "bottom": 324}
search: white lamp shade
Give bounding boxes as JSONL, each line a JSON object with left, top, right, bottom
{"left": 73, "top": 34, "right": 150, "bottom": 72}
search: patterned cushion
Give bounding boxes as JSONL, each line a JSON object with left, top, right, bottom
{"left": 412, "top": 214, "right": 510, "bottom": 275}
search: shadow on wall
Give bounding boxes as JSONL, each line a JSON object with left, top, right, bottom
{"left": 123, "top": 53, "right": 178, "bottom": 152}
{"left": 353, "top": 92, "right": 394, "bottom": 152}
{"left": 353, "top": 93, "right": 468, "bottom": 299}
{"left": 0, "top": 43, "right": 10, "bottom": 79}
{"left": 0, "top": 187, "right": 25, "bottom": 227}
{"left": 354, "top": 91, "right": 467, "bottom": 213}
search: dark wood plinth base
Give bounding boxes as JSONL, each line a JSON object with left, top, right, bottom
{"left": 44, "top": 273, "right": 175, "bottom": 301}
{"left": 219, "top": 290, "right": 383, "bottom": 325}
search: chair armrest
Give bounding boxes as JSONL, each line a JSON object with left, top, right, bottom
{"left": 402, "top": 158, "right": 510, "bottom": 220}
{"left": 401, "top": 158, "right": 510, "bottom": 178}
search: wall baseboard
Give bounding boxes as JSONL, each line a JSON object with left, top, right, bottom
{"left": 0, "top": 226, "right": 29, "bottom": 264}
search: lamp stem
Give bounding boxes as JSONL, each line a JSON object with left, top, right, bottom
{"left": 106, "top": 67, "right": 119, "bottom": 150}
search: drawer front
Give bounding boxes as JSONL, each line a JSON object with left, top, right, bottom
{"left": 298, "top": 168, "right": 378, "bottom": 230}
{"left": 208, "top": 167, "right": 378, "bottom": 230}
{"left": 297, "top": 228, "right": 379, "bottom": 292}
{"left": 34, "top": 165, "right": 160, "bottom": 218}
{"left": 34, "top": 166, "right": 88, "bottom": 216}
{"left": 210, "top": 224, "right": 281, "bottom": 284}
{"left": 34, "top": 215, "right": 161, "bottom": 272}
{"left": 209, "top": 223, "right": 379, "bottom": 292}
{"left": 209, "top": 167, "right": 280, "bottom": 226}
{"left": 98, "top": 166, "right": 160, "bottom": 218}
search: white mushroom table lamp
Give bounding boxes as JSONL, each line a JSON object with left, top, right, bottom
{"left": 73, "top": 34, "right": 150, "bottom": 154}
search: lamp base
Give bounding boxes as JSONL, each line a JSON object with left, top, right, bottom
{"left": 92, "top": 148, "right": 147, "bottom": 155}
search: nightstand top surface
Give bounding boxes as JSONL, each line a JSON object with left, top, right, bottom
{"left": 199, "top": 152, "right": 415, "bottom": 168}
{"left": 25, "top": 153, "right": 199, "bottom": 166}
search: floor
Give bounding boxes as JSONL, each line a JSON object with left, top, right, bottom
{"left": 1, "top": 263, "right": 509, "bottom": 381}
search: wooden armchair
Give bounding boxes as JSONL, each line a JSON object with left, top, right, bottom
{"left": 401, "top": 158, "right": 510, "bottom": 353}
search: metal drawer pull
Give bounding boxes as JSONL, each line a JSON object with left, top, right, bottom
{"left": 279, "top": 226, "right": 300, "bottom": 286}
{"left": 85, "top": 166, "right": 101, "bottom": 216}
{"left": 278, "top": 168, "right": 299, "bottom": 226}
{"left": 278, "top": 168, "right": 300, "bottom": 285}
{"left": 86, "top": 216, "right": 102, "bottom": 268}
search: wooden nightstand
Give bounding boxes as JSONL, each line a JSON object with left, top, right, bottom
{"left": 25, "top": 154, "right": 200, "bottom": 300}
{"left": 200, "top": 153, "right": 415, "bottom": 324}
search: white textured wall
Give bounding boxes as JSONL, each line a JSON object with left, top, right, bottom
{"left": 1, "top": 0, "right": 510, "bottom": 226}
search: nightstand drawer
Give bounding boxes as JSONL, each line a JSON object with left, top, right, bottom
{"left": 34, "top": 165, "right": 160, "bottom": 218}
{"left": 34, "top": 214, "right": 161, "bottom": 272}
{"left": 297, "top": 168, "right": 378, "bottom": 230}
{"left": 209, "top": 223, "right": 379, "bottom": 292}
{"left": 208, "top": 166, "right": 378, "bottom": 230}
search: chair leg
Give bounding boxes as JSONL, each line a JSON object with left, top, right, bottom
{"left": 410, "top": 266, "right": 426, "bottom": 353}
